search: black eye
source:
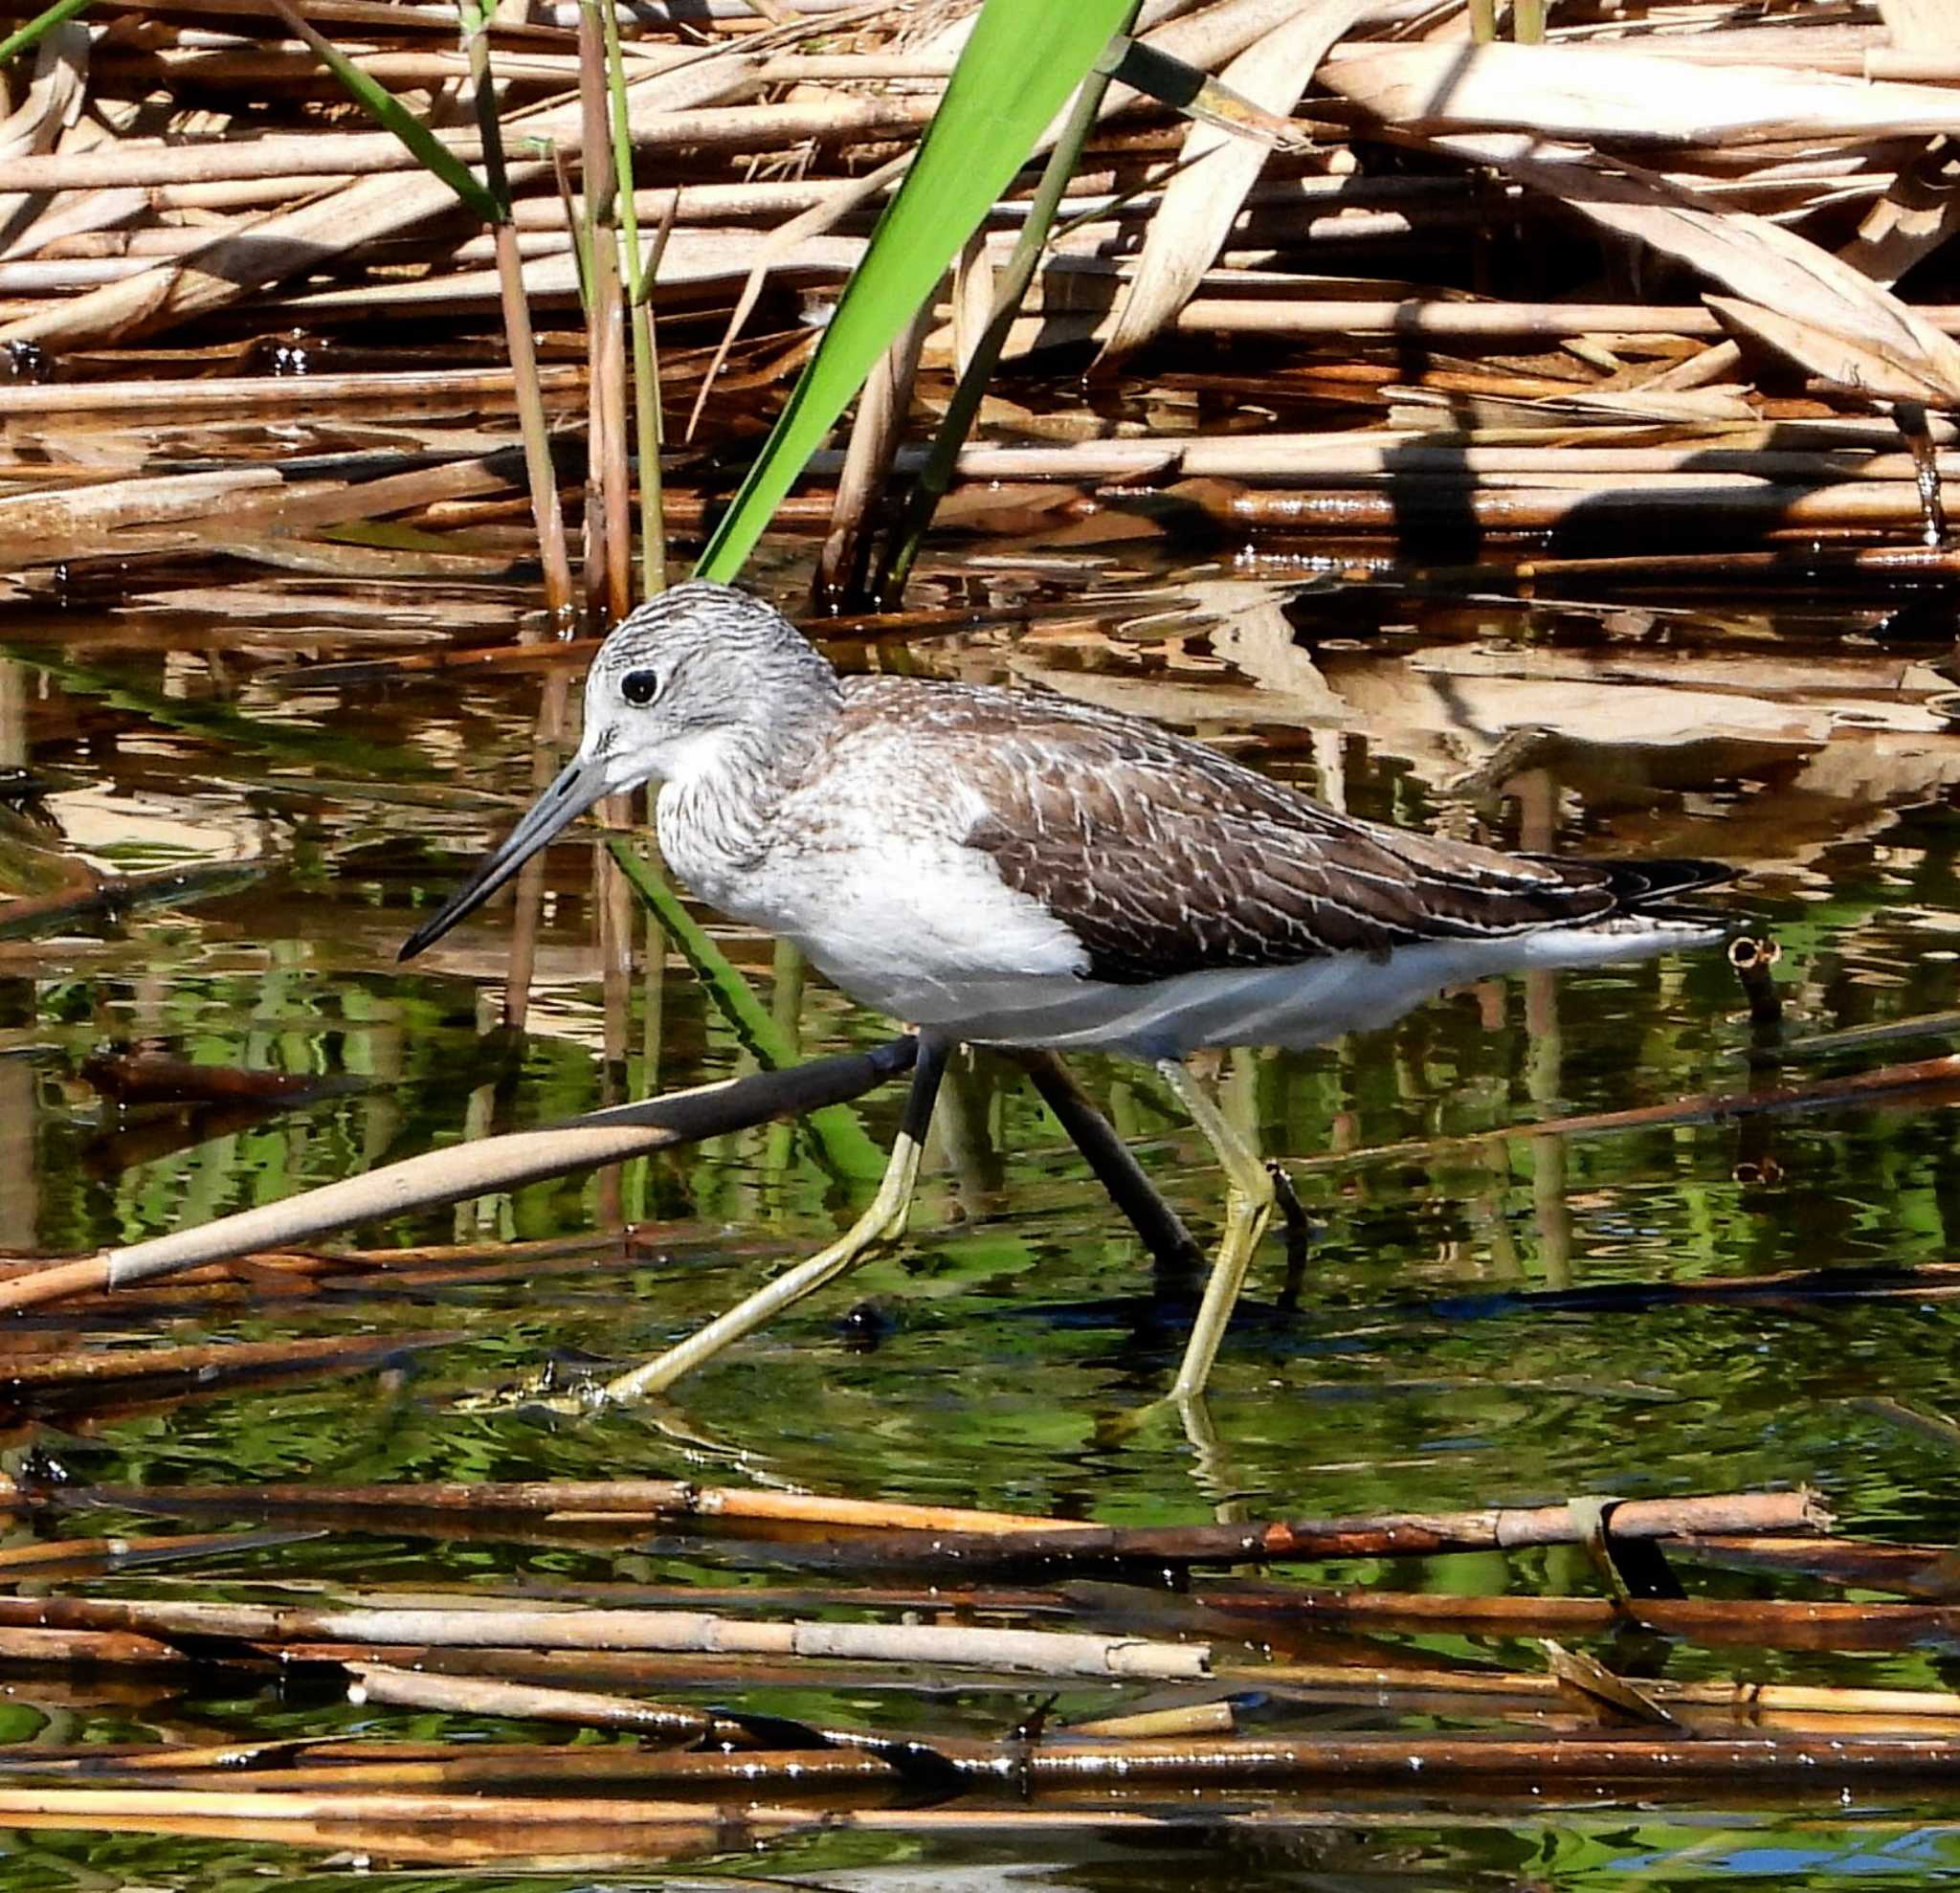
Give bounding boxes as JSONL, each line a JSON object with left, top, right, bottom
{"left": 620, "top": 669, "right": 658, "bottom": 707}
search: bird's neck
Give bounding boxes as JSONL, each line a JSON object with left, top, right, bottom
{"left": 656, "top": 690, "right": 838, "bottom": 888}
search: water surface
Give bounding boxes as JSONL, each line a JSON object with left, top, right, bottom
{"left": 5, "top": 544, "right": 1960, "bottom": 1887}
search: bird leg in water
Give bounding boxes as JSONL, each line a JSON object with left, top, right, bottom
{"left": 1010, "top": 1048, "right": 1205, "bottom": 1282}
{"left": 1156, "top": 1057, "right": 1275, "bottom": 1405}
{"left": 599, "top": 1036, "right": 949, "bottom": 1403}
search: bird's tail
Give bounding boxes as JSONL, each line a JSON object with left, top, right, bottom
{"left": 1537, "top": 855, "right": 1734, "bottom": 914}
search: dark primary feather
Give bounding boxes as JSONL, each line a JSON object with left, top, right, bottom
{"left": 838, "top": 678, "right": 1728, "bottom": 986}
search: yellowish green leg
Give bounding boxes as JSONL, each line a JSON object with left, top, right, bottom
{"left": 1156, "top": 1057, "right": 1275, "bottom": 1406}
{"left": 598, "top": 1036, "right": 948, "bottom": 1403}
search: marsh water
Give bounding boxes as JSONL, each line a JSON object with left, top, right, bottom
{"left": 7, "top": 532, "right": 1960, "bottom": 1887}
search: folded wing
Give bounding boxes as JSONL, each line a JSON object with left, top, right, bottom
{"left": 919, "top": 689, "right": 1724, "bottom": 985}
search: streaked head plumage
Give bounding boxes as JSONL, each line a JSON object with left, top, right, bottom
{"left": 579, "top": 580, "right": 838, "bottom": 793}
{"left": 397, "top": 580, "right": 835, "bottom": 962}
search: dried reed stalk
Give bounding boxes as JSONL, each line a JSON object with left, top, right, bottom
{"left": 0, "top": 1040, "right": 915, "bottom": 1312}
{"left": 0, "top": 1474, "right": 1818, "bottom": 1563}
{"left": 0, "top": 1594, "right": 1211, "bottom": 1681}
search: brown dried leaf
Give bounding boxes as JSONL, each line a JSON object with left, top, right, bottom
{"left": 1440, "top": 136, "right": 1960, "bottom": 407}
{"left": 1707, "top": 293, "right": 1960, "bottom": 405}
{"left": 1322, "top": 40, "right": 1960, "bottom": 144}
{"left": 1541, "top": 1639, "right": 1682, "bottom": 1728}
{"left": 1098, "top": 0, "right": 1371, "bottom": 367}
{"left": 0, "top": 22, "right": 86, "bottom": 162}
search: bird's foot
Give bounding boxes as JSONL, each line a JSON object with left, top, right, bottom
{"left": 1094, "top": 1389, "right": 1241, "bottom": 1498}
{"left": 450, "top": 1355, "right": 612, "bottom": 1416}
{"left": 1091, "top": 1399, "right": 1163, "bottom": 1451}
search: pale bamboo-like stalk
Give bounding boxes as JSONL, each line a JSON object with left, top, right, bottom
{"left": 813, "top": 307, "right": 928, "bottom": 610}
{"left": 0, "top": 1043, "right": 916, "bottom": 1312}
{"left": 577, "top": 0, "right": 628, "bottom": 623}
{"left": 464, "top": 7, "right": 574, "bottom": 620}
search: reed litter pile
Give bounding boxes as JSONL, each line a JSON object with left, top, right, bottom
{"left": 0, "top": 0, "right": 1952, "bottom": 590}
{"left": 0, "top": 1467, "right": 1941, "bottom": 1865}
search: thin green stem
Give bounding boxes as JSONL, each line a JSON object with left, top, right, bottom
{"left": 554, "top": 145, "right": 594, "bottom": 313}
{"left": 631, "top": 294, "right": 667, "bottom": 595}
{"left": 876, "top": 7, "right": 1137, "bottom": 603}
{"left": 0, "top": 0, "right": 92, "bottom": 67}
{"left": 600, "top": 0, "right": 669, "bottom": 594}
{"left": 598, "top": 0, "right": 642, "bottom": 295}
{"left": 457, "top": 0, "right": 513, "bottom": 214}
{"left": 273, "top": 0, "right": 501, "bottom": 224}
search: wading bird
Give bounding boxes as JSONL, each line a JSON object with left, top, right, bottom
{"left": 401, "top": 581, "right": 1727, "bottom": 1406}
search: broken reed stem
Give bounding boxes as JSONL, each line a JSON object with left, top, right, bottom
{"left": 0, "top": 1529, "right": 306, "bottom": 1578}
{"left": 479, "top": 152, "right": 573, "bottom": 612}
{"left": 744, "top": 1490, "right": 1830, "bottom": 1570}
{"left": 345, "top": 1664, "right": 1040, "bottom": 1760}
{"left": 0, "top": 1736, "right": 1957, "bottom": 1816}
{"left": 812, "top": 305, "right": 928, "bottom": 611}
{"left": 1250, "top": 1659, "right": 1960, "bottom": 1724}
{"left": 4, "top": 1475, "right": 1057, "bottom": 1532}
{"left": 0, "top": 1332, "right": 459, "bottom": 1395}
{"left": 630, "top": 247, "right": 669, "bottom": 596}
{"left": 0, "top": 366, "right": 585, "bottom": 413}
{"left": 596, "top": 278, "right": 632, "bottom": 619}
{"left": 599, "top": 0, "right": 671, "bottom": 598}
{"left": 6, "top": 1476, "right": 1822, "bottom": 1564}
{"left": 0, "top": 1596, "right": 1211, "bottom": 1681}
{"left": 21, "top": 1732, "right": 1960, "bottom": 1794}
{"left": 0, "top": 1041, "right": 915, "bottom": 1312}
{"left": 577, "top": 0, "right": 630, "bottom": 623}
{"left": 0, "top": 96, "right": 949, "bottom": 194}
{"left": 835, "top": 434, "right": 1960, "bottom": 485}
{"left": 1207, "top": 1589, "right": 1960, "bottom": 1650}
{"left": 345, "top": 1662, "right": 724, "bottom": 1739}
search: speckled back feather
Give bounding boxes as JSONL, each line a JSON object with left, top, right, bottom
{"left": 833, "top": 676, "right": 1728, "bottom": 987}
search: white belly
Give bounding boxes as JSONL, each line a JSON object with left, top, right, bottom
{"left": 841, "top": 917, "right": 1723, "bottom": 1058}
{"left": 676, "top": 821, "right": 1096, "bottom": 1024}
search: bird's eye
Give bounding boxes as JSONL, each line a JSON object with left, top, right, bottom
{"left": 620, "top": 670, "right": 658, "bottom": 707}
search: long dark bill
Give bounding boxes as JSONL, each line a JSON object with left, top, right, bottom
{"left": 398, "top": 751, "right": 612, "bottom": 962}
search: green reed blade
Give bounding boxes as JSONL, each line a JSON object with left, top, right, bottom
{"left": 693, "top": 0, "right": 1131, "bottom": 583}
{"left": 271, "top": 0, "right": 504, "bottom": 226}
{"left": 878, "top": 3, "right": 1137, "bottom": 602}
{"left": 0, "top": 0, "right": 92, "bottom": 67}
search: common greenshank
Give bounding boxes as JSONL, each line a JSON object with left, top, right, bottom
{"left": 401, "top": 580, "right": 1728, "bottom": 1405}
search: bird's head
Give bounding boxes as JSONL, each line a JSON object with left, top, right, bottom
{"left": 398, "top": 581, "right": 836, "bottom": 962}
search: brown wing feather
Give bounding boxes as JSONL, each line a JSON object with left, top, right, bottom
{"left": 841, "top": 679, "right": 1713, "bottom": 986}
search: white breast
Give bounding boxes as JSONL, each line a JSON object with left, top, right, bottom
{"left": 657, "top": 754, "right": 1091, "bottom": 1027}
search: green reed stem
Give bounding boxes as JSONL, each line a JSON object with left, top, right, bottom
{"left": 609, "top": 839, "right": 886, "bottom": 1182}
{"left": 598, "top": 0, "right": 669, "bottom": 596}
{"left": 456, "top": 0, "right": 573, "bottom": 616}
